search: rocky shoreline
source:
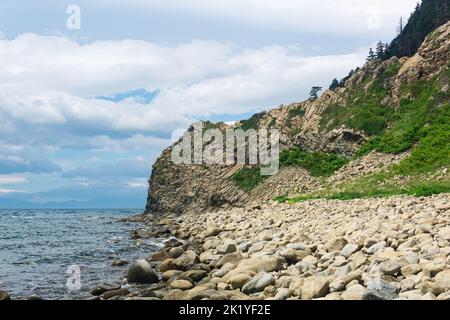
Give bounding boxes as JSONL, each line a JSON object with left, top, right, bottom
{"left": 1, "top": 194, "right": 449, "bottom": 301}
{"left": 93, "top": 194, "right": 450, "bottom": 300}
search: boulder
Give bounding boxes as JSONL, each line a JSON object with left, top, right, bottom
{"left": 170, "top": 279, "right": 194, "bottom": 290}
{"left": 341, "top": 284, "right": 365, "bottom": 300}
{"left": 341, "top": 244, "right": 360, "bottom": 258}
{"left": 173, "top": 250, "right": 199, "bottom": 270}
{"left": 90, "top": 283, "right": 121, "bottom": 296}
{"left": 204, "top": 226, "right": 221, "bottom": 237}
{"left": 301, "top": 276, "right": 330, "bottom": 300}
{"left": 168, "top": 247, "right": 185, "bottom": 259}
{"left": 363, "top": 277, "right": 399, "bottom": 300}
{"left": 324, "top": 237, "right": 347, "bottom": 252}
{"left": 127, "top": 260, "right": 159, "bottom": 284}
{"left": 241, "top": 272, "right": 275, "bottom": 294}
{"left": 101, "top": 288, "right": 130, "bottom": 300}
{"left": 229, "top": 274, "right": 252, "bottom": 289}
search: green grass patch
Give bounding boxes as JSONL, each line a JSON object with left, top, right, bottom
{"left": 280, "top": 147, "right": 349, "bottom": 177}
{"left": 231, "top": 166, "right": 268, "bottom": 192}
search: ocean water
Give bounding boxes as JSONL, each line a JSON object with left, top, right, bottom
{"left": 0, "top": 209, "right": 162, "bottom": 300}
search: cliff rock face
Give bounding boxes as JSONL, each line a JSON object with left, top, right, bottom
{"left": 145, "top": 21, "right": 450, "bottom": 216}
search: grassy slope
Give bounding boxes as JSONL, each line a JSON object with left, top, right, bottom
{"left": 280, "top": 64, "right": 450, "bottom": 203}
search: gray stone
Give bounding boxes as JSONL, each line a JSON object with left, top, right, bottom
{"left": 127, "top": 260, "right": 159, "bottom": 284}
{"left": 341, "top": 244, "right": 359, "bottom": 258}
{"left": 90, "top": 283, "right": 121, "bottom": 296}
{"left": 363, "top": 277, "right": 399, "bottom": 300}
{"left": 242, "top": 272, "right": 275, "bottom": 294}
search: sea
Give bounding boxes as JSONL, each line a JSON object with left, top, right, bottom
{"left": 0, "top": 209, "right": 162, "bottom": 300}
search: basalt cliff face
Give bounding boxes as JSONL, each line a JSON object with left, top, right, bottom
{"left": 145, "top": 21, "right": 450, "bottom": 216}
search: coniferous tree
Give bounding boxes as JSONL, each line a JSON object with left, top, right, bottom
{"left": 376, "top": 41, "right": 386, "bottom": 59}
{"left": 385, "top": 0, "right": 450, "bottom": 60}
{"left": 367, "top": 48, "right": 376, "bottom": 61}
{"left": 309, "top": 86, "right": 322, "bottom": 100}
{"left": 329, "top": 78, "right": 340, "bottom": 91}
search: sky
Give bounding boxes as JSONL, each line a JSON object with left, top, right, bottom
{"left": 0, "top": 0, "right": 420, "bottom": 208}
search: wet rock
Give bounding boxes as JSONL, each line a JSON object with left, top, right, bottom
{"left": 90, "top": 283, "right": 121, "bottom": 296}
{"left": 168, "top": 247, "right": 185, "bottom": 259}
{"left": 101, "top": 288, "right": 130, "bottom": 300}
{"left": 127, "top": 260, "right": 159, "bottom": 284}
{"left": 111, "top": 259, "right": 129, "bottom": 267}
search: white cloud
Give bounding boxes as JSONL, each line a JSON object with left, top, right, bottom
{"left": 0, "top": 175, "right": 27, "bottom": 184}
{"left": 98, "top": 0, "right": 418, "bottom": 35}
{"left": 126, "top": 178, "right": 148, "bottom": 189}
{"left": 0, "top": 188, "right": 28, "bottom": 194}
{"left": 0, "top": 34, "right": 365, "bottom": 137}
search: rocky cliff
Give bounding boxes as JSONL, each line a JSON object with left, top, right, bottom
{"left": 145, "top": 21, "right": 450, "bottom": 216}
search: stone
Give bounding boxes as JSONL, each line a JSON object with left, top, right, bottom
{"left": 379, "top": 260, "right": 401, "bottom": 276}
{"left": 111, "top": 259, "right": 129, "bottom": 267}
{"left": 215, "top": 253, "right": 242, "bottom": 268}
{"left": 127, "top": 260, "right": 159, "bottom": 284}
{"left": 401, "top": 264, "right": 421, "bottom": 276}
{"left": 400, "top": 278, "right": 416, "bottom": 292}
{"left": 168, "top": 247, "right": 185, "bottom": 259}
{"left": 0, "top": 290, "right": 11, "bottom": 300}
{"left": 170, "top": 279, "right": 194, "bottom": 290}
{"left": 162, "top": 270, "right": 184, "bottom": 281}
{"left": 280, "top": 248, "right": 310, "bottom": 263}
{"left": 341, "top": 244, "right": 360, "bottom": 258}
{"left": 242, "top": 272, "right": 276, "bottom": 294}
{"left": 229, "top": 274, "right": 252, "bottom": 289}
{"left": 363, "top": 277, "right": 399, "bottom": 300}
{"left": 173, "top": 250, "right": 199, "bottom": 270}
{"left": 349, "top": 251, "right": 368, "bottom": 269}
{"left": 159, "top": 258, "right": 179, "bottom": 272}
{"left": 329, "top": 271, "right": 363, "bottom": 292}
{"left": 341, "top": 284, "right": 365, "bottom": 300}
{"left": 101, "top": 288, "right": 130, "bottom": 300}
{"left": 182, "top": 270, "right": 208, "bottom": 282}
{"left": 163, "top": 289, "right": 187, "bottom": 300}
{"left": 288, "top": 277, "right": 305, "bottom": 297}
{"left": 433, "top": 269, "right": 450, "bottom": 293}
{"left": 204, "top": 226, "right": 221, "bottom": 237}
{"left": 217, "top": 241, "right": 237, "bottom": 254}
{"left": 366, "top": 241, "right": 387, "bottom": 255}
{"left": 301, "top": 276, "right": 330, "bottom": 300}
{"left": 272, "top": 288, "right": 290, "bottom": 300}
{"left": 90, "top": 283, "right": 121, "bottom": 296}
{"left": 324, "top": 237, "right": 347, "bottom": 252}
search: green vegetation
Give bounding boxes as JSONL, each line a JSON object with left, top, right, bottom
{"left": 385, "top": 0, "right": 449, "bottom": 59}
{"left": 321, "top": 63, "right": 400, "bottom": 135}
{"left": 289, "top": 107, "right": 306, "bottom": 118}
{"left": 231, "top": 167, "right": 268, "bottom": 192}
{"left": 238, "top": 112, "right": 266, "bottom": 131}
{"left": 279, "top": 147, "right": 349, "bottom": 177}
{"left": 276, "top": 65, "right": 450, "bottom": 203}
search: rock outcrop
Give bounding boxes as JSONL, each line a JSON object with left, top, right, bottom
{"left": 144, "top": 21, "right": 450, "bottom": 216}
